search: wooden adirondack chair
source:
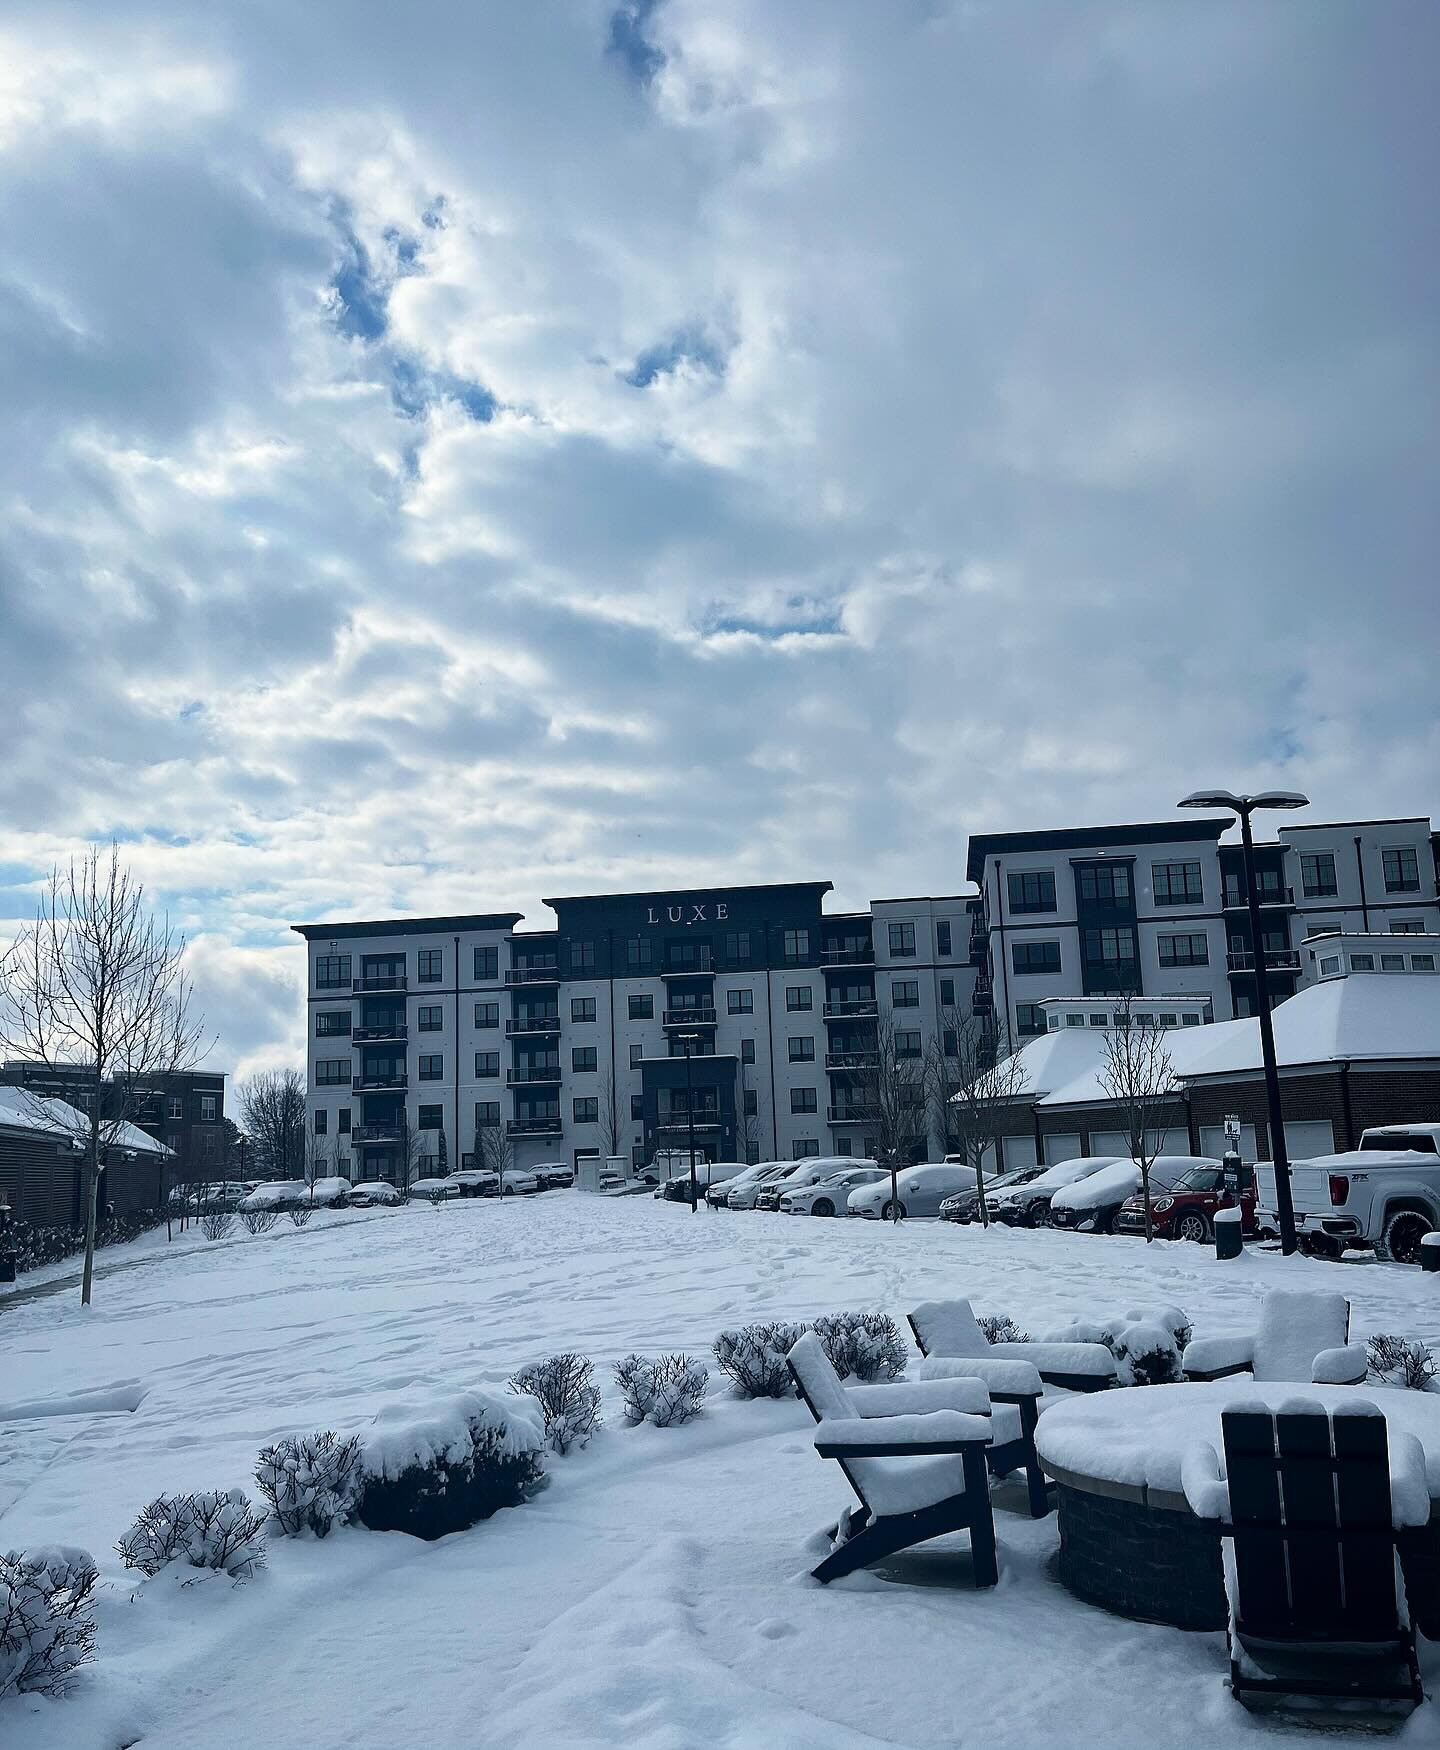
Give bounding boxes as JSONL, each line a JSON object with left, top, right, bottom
{"left": 1183, "top": 1290, "right": 1367, "bottom": 1385}
{"left": 909, "top": 1298, "right": 1118, "bottom": 1393}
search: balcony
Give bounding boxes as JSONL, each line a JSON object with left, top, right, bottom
{"left": 1222, "top": 885, "right": 1295, "bottom": 910}
{"left": 660, "top": 953, "right": 714, "bottom": 978}
{"left": 662, "top": 1007, "right": 718, "bottom": 1028}
{"left": 507, "top": 1064, "right": 562, "bottom": 1085}
{"left": 506, "top": 1015, "right": 560, "bottom": 1036}
{"left": 656, "top": 1114, "right": 722, "bottom": 1133}
{"left": 353, "top": 972, "right": 407, "bottom": 993}
{"left": 820, "top": 944, "right": 875, "bottom": 966}
{"left": 825, "top": 1050, "right": 878, "bottom": 1072}
{"left": 972, "top": 982, "right": 993, "bottom": 1017}
{"left": 1226, "top": 949, "right": 1302, "bottom": 974}
{"left": 827, "top": 1105, "right": 878, "bottom": 1124}
{"left": 822, "top": 998, "right": 878, "bottom": 1020}
{"left": 352, "top": 1123, "right": 402, "bottom": 1144}
{"left": 507, "top": 1116, "right": 563, "bottom": 1137}
{"left": 969, "top": 930, "right": 989, "bottom": 967}
{"left": 505, "top": 966, "right": 561, "bottom": 987}
{"left": 352, "top": 1023, "right": 407, "bottom": 1043}
{"left": 352, "top": 1072, "right": 407, "bottom": 1092}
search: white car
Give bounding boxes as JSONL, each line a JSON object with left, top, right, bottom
{"left": 989, "top": 1157, "right": 1127, "bottom": 1227}
{"left": 756, "top": 1156, "right": 869, "bottom": 1211}
{"left": 448, "top": 1168, "right": 500, "bottom": 1196}
{"left": 779, "top": 1166, "right": 887, "bottom": 1216}
{"left": 656, "top": 1160, "right": 750, "bottom": 1202}
{"left": 409, "top": 1176, "right": 462, "bottom": 1202}
{"left": 706, "top": 1160, "right": 778, "bottom": 1208}
{"left": 347, "top": 1181, "right": 400, "bottom": 1208}
{"left": 500, "top": 1169, "right": 539, "bottom": 1196}
{"left": 848, "top": 1162, "right": 975, "bottom": 1220}
{"left": 727, "top": 1164, "right": 796, "bottom": 1210}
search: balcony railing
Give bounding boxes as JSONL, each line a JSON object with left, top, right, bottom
{"left": 657, "top": 1114, "right": 722, "bottom": 1132}
{"left": 505, "top": 966, "right": 561, "bottom": 986}
{"left": 352, "top": 1024, "right": 407, "bottom": 1043}
{"left": 507, "top": 1064, "right": 562, "bottom": 1085}
{"left": 1222, "top": 885, "right": 1295, "bottom": 909}
{"left": 1226, "top": 949, "right": 1302, "bottom": 973}
{"left": 827, "top": 1105, "right": 878, "bottom": 1124}
{"left": 825, "top": 1050, "right": 878, "bottom": 1072}
{"left": 352, "top": 1072, "right": 407, "bottom": 1092}
{"left": 505, "top": 1015, "right": 561, "bottom": 1036}
{"left": 662, "top": 1007, "right": 718, "bottom": 1027}
{"left": 507, "top": 1116, "right": 563, "bottom": 1136}
{"left": 660, "top": 952, "right": 714, "bottom": 977}
{"left": 352, "top": 1123, "right": 402, "bottom": 1144}
{"left": 822, "top": 998, "right": 878, "bottom": 1020}
{"left": 820, "top": 944, "right": 875, "bottom": 966}
{"left": 353, "top": 972, "right": 407, "bottom": 992}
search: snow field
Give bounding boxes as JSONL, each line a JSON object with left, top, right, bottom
{"left": 2, "top": 1194, "right": 1439, "bottom": 1748}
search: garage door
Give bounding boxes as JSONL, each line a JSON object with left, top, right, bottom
{"left": 1042, "top": 1133, "right": 1081, "bottom": 1165}
{"left": 1088, "top": 1128, "right": 1175, "bottom": 1160}
{"left": 1282, "top": 1120, "right": 1335, "bottom": 1162}
{"left": 1200, "top": 1124, "right": 1258, "bottom": 1161}
{"left": 1002, "top": 1136, "right": 1039, "bottom": 1170}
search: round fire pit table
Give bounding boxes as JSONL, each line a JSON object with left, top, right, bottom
{"left": 1035, "top": 1381, "right": 1440, "bottom": 1634}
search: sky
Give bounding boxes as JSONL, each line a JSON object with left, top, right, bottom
{"left": 0, "top": 0, "right": 1436, "bottom": 1079}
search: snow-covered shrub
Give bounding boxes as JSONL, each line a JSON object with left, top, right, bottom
{"left": 117, "top": 1490, "right": 265, "bottom": 1581}
{"left": 255, "top": 1431, "right": 361, "bottom": 1539}
{"left": 509, "top": 1353, "right": 601, "bottom": 1454}
{"left": 1110, "top": 1322, "right": 1183, "bottom": 1387}
{"left": 240, "top": 1207, "right": 279, "bottom": 1235}
{"left": 287, "top": 1203, "right": 313, "bottom": 1228}
{"left": 712, "top": 1322, "right": 809, "bottom": 1398}
{"left": 10, "top": 1212, "right": 163, "bottom": 1277}
{"left": 354, "top": 1390, "right": 546, "bottom": 1539}
{"left": 0, "top": 1547, "right": 98, "bottom": 1701}
{"left": 813, "top": 1311, "right": 907, "bottom": 1382}
{"left": 978, "top": 1315, "right": 1029, "bottom": 1346}
{"left": 200, "top": 1210, "right": 234, "bottom": 1241}
{"left": 614, "top": 1354, "right": 709, "bottom": 1426}
{"left": 1367, "top": 1333, "right": 1437, "bottom": 1391}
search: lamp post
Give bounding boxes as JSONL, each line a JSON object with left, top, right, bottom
{"left": 1178, "top": 788, "right": 1308, "bottom": 1255}
{"left": 678, "top": 1032, "right": 700, "bottom": 1213}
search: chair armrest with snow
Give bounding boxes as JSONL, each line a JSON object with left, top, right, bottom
{"left": 1311, "top": 1345, "right": 1368, "bottom": 1386}
{"left": 1182, "top": 1332, "right": 1256, "bottom": 1381}
{"left": 914, "top": 1355, "right": 1044, "bottom": 1402}
{"left": 846, "top": 1377, "right": 993, "bottom": 1418}
{"left": 1180, "top": 1439, "right": 1230, "bottom": 1521}
{"left": 813, "top": 1409, "right": 993, "bottom": 1458}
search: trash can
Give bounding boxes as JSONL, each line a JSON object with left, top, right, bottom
{"left": 1214, "top": 1204, "right": 1244, "bottom": 1261}
{"left": 1421, "top": 1232, "right": 1440, "bottom": 1275}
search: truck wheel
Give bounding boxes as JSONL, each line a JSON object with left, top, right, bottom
{"left": 1174, "top": 1211, "right": 1211, "bottom": 1244}
{"left": 1376, "top": 1208, "right": 1433, "bottom": 1266}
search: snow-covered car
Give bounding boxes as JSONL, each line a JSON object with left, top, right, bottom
{"left": 756, "top": 1157, "right": 865, "bottom": 1211}
{"left": 500, "top": 1169, "right": 540, "bottom": 1196}
{"left": 1050, "top": 1156, "right": 1214, "bottom": 1234}
{"left": 189, "top": 1181, "right": 253, "bottom": 1211}
{"left": 1114, "top": 1161, "right": 1257, "bottom": 1241}
{"left": 240, "top": 1178, "right": 351, "bottom": 1212}
{"left": 705, "top": 1160, "right": 779, "bottom": 1207}
{"left": 937, "top": 1164, "right": 1048, "bottom": 1224}
{"left": 409, "top": 1176, "right": 462, "bottom": 1202}
{"left": 658, "top": 1160, "right": 749, "bottom": 1201}
{"left": 347, "top": 1181, "right": 400, "bottom": 1208}
{"left": 727, "top": 1164, "right": 796, "bottom": 1210}
{"left": 448, "top": 1168, "right": 500, "bottom": 1197}
{"left": 779, "top": 1165, "right": 887, "bottom": 1216}
{"left": 989, "top": 1157, "right": 1127, "bottom": 1227}
{"left": 531, "top": 1161, "right": 575, "bottom": 1190}
{"left": 848, "top": 1162, "right": 975, "bottom": 1220}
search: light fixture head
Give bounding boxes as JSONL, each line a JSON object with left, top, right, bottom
{"left": 1177, "top": 789, "right": 1244, "bottom": 812}
{"left": 1250, "top": 790, "right": 1310, "bottom": 811}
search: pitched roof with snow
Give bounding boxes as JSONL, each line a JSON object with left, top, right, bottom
{"left": 0, "top": 1087, "right": 172, "bottom": 1154}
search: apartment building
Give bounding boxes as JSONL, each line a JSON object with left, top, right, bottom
{"left": 967, "top": 816, "right": 1440, "bottom": 1049}
{"left": 293, "top": 884, "right": 979, "bottom": 1181}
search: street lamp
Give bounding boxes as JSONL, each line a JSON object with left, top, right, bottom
{"left": 677, "top": 1032, "right": 701, "bottom": 1213}
{"left": 1178, "top": 788, "right": 1309, "bottom": 1254}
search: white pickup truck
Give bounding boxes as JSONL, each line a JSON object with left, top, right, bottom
{"left": 1264, "top": 1123, "right": 1440, "bottom": 1263}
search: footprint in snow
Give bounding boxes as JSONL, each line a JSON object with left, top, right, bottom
{"left": 754, "top": 1618, "right": 798, "bottom": 1640}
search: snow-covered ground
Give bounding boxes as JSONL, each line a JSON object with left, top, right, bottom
{"left": 3, "top": 1196, "right": 1438, "bottom": 1748}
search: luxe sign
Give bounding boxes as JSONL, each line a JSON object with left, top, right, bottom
{"left": 645, "top": 901, "right": 729, "bottom": 927}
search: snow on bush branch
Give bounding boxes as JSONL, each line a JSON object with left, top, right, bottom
{"left": 813, "top": 1311, "right": 907, "bottom": 1382}
{"left": 614, "top": 1354, "right": 709, "bottom": 1426}
{"left": 509, "top": 1353, "right": 602, "bottom": 1454}
{"left": 978, "top": 1315, "right": 1029, "bottom": 1346}
{"left": 117, "top": 1490, "right": 266, "bottom": 1581}
{"left": 255, "top": 1431, "right": 361, "bottom": 1538}
{"left": 712, "top": 1322, "right": 809, "bottom": 1398}
{"left": 0, "top": 1547, "right": 99, "bottom": 1701}
{"left": 1367, "top": 1333, "right": 1437, "bottom": 1391}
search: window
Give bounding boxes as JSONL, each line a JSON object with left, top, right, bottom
{"left": 1182, "top": 1012, "right": 1201, "bottom": 1026}
{"left": 1305, "top": 921, "right": 1339, "bottom": 940}
{"left": 474, "top": 1001, "right": 498, "bottom": 1029}
{"left": 418, "top": 1104, "right": 443, "bottom": 1130}
{"left": 793, "top": 1139, "right": 820, "bottom": 1159}
{"left": 786, "top": 986, "right": 813, "bottom": 1011}
{"left": 895, "top": 1030, "right": 922, "bottom": 1059}
{"left": 1078, "top": 864, "right": 1131, "bottom": 904}
{"left": 724, "top": 930, "right": 751, "bottom": 964}
{"left": 334, "top": 1109, "right": 349, "bottom": 1135}
{"left": 631, "top": 1094, "right": 644, "bottom": 1120}
{"left": 627, "top": 1044, "right": 643, "bottom": 1071}
{"left": 199, "top": 1093, "right": 218, "bottom": 1122}
{"left": 1390, "top": 918, "right": 1425, "bottom": 934}
{"left": 1158, "top": 933, "right": 1209, "bottom": 968}
{"left": 573, "top": 1098, "right": 598, "bottom": 1124}
{"left": 315, "top": 1059, "right": 349, "bottom": 1086}
{"left": 1012, "top": 940, "right": 1061, "bottom": 975}
{"left": 1159, "top": 1012, "right": 1177, "bottom": 1027}
{"left": 943, "top": 1027, "right": 959, "bottom": 1055}
{"left": 783, "top": 928, "right": 811, "bottom": 963}
{"left": 418, "top": 1054, "right": 443, "bottom": 1080}
{"left": 1383, "top": 847, "right": 1420, "bottom": 892}
{"left": 1381, "top": 953, "right": 1406, "bottom": 972}
{"left": 891, "top": 978, "right": 919, "bottom": 1008}
{"left": 788, "top": 1036, "right": 815, "bottom": 1062}
{"left": 572, "top": 1046, "right": 597, "bottom": 1072}
{"left": 888, "top": 921, "right": 916, "bottom": 957}
{"left": 571, "top": 997, "right": 596, "bottom": 1022}
{"left": 473, "top": 946, "right": 498, "bottom": 981}
{"left": 315, "top": 1010, "right": 351, "bottom": 1036}
{"left": 1151, "top": 861, "right": 1203, "bottom": 906}
{"left": 474, "top": 1051, "right": 499, "bottom": 1077}
{"left": 1007, "top": 871, "right": 1056, "bottom": 914}
{"left": 1350, "top": 954, "right": 1375, "bottom": 971}
{"left": 168, "top": 1095, "right": 184, "bottom": 1120}
{"left": 314, "top": 1108, "right": 328, "bottom": 1135}
{"left": 791, "top": 1088, "right": 818, "bottom": 1114}
{"left": 1299, "top": 852, "right": 1337, "bottom": 898}
{"left": 743, "top": 1089, "right": 758, "bottom": 1116}
{"left": 629, "top": 993, "right": 653, "bottom": 1020}
{"left": 1015, "top": 1003, "right": 1046, "bottom": 1036}
{"left": 1083, "top": 927, "right": 1136, "bottom": 965}
{"left": 417, "top": 948, "right": 442, "bottom": 984}
{"left": 1065, "top": 1013, "right": 1085, "bottom": 1028}
{"left": 1320, "top": 955, "right": 1341, "bottom": 976}
{"left": 569, "top": 939, "right": 596, "bottom": 973}
{"left": 418, "top": 1004, "right": 442, "bottom": 1031}
{"left": 741, "top": 1039, "right": 755, "bottom": 1065}
{"left": 626, "top": 937, "right": 653, "bottom": 971}
{"left": 1088, "top": 1012, "right": 1107, "bottom": 1027}
{"left": 939, "top": 977, "right": 955, "bottom": 1006}
{"left": 315, "top": 953, "right": 352, "bottom": 990}
{"left": 475, "top": 1101, "right": 500, "bottom": 1128}
{"left": 1413, "top": 954, "right": 1436, "bottom": 972}
{"left": 727, "top": 988, "right": 753, "bottom": 1015}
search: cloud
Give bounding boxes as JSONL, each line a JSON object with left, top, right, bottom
{"left": 0, "top": 0, "right": 1436, "bottom": 1079}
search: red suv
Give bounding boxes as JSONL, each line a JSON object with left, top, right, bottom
{"left": 1114, "top": 1163, "right": 1256, "bottom": 1243}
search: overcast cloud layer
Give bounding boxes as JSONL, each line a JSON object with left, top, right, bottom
{"left": 0, "top": 0, "right": 1436, "bottom": 1076}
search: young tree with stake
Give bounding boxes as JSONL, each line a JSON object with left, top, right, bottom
{"left": 940, "top": 1010, "right": 1028, "bottom": 1228}
{"left": 1097, "top": 993, "right": 1175, "bottom": 1242}
{"left": 855, "top": 1017, "right": 928, "bottom": 1222}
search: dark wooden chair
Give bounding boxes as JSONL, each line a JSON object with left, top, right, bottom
{"left": 1217, "top": 1404, "right": 1423, "bottom": 1714}
{"left": 787, "top": 1333, "right": 999, "bottom": 1585}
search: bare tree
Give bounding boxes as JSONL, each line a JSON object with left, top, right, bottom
{"left": 236, "top": 1068, "right": 306, "bottom": 1182}
{"left": 596, "top": 1066, "right": 622, "bottom": 1160}
{"left": 395, "top": 1116, "right": 427, "bottom": 1201}
{"left": 941, "top": 1011, "right": 1028, "bottom": 1228}
{"left": 1096, "top": 993, "right": 1176, "bottom": 1242}
{"left": 852, "top": 1017, "right": 928, "bottom": 1223}
{"left": 0, "top": 845, "right": 209, "bottom": 1305}
{"left": 737, "top": 1069, "right": 763, "bottom": 1166}
{"left": 478, "top": 1119, "right": 514, "bottom": 1188}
